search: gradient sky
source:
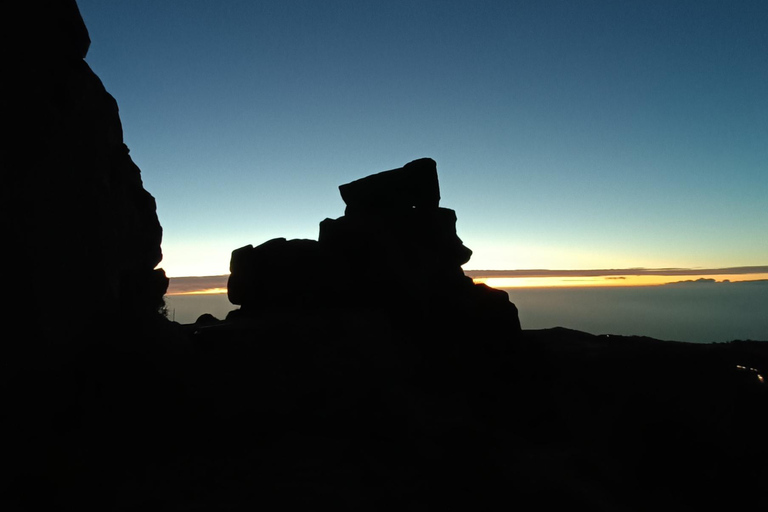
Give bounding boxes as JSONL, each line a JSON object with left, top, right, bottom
{"left": 76, "top": 0, "right": 768, "bottom": 278}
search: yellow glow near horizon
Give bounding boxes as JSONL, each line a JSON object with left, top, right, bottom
{"left": 168, "top": 287, "right": 228, "bottom": 296}
{"left": 472, "top": 273, "right": 768, "bottom": 289}
{"left": 162, "top": 272, "right": 768, "bottom": 295}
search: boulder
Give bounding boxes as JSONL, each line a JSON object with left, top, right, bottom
{"left": 228, "top": 238, "right": 326, "bottom": 312}
{"left": 339, "top": 157, "right": 440, "bottom": 215}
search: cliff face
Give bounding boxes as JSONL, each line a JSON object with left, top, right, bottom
{"left": 3, "top": 0, "right": 167, "bottom": 329}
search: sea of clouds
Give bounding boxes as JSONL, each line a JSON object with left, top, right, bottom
{"left": 165, "top": 279, "right": 767, "bottom": 343}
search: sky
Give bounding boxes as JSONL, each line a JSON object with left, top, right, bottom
{"left": 76, "top": 0, "right": 768, "bottom": 279}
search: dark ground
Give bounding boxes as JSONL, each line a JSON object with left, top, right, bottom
{"left": 2, "top": 318, "right": 766, "bottom": 511}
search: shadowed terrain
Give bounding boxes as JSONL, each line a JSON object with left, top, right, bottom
{"left": 2, "top": 2, "right": 766, "bottom": 510}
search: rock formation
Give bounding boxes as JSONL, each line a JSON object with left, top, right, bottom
{"left": 3, "top": 0, "right": 168, "bottom": 330}
{"left": 227, "top": 158, "right": 521, "bottom": 340}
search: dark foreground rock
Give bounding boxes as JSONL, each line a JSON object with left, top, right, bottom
{"left": 6, "top": 323, "right": 766, "bottom": 511}
{"left": 3, "top": 0, "right": 168, "bottom": 334}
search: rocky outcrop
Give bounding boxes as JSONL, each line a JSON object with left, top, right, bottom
{"left": 226, "top": 158, "right": 521, "bottom": 337}
{"left": 3, "top": 0, "right": 167, "bottom": 328}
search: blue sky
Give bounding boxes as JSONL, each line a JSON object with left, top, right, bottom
{"left": 77, "top": 0, "right": 768, "bottom": 277}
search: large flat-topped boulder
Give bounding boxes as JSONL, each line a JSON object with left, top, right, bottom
{"left": 339, "top": 158, "right": 440, "bottom": 215}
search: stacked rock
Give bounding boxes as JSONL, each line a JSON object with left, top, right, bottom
{"left": 320, "top": 158, "right": 474, "bottom": 314}
{"left": 227, "top": 158, "right": 521, "bottom": 337}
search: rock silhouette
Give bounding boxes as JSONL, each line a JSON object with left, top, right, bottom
{"left": 227, "top": 157, "right": 521, "bottom": 342}
{"left": 2, "top": 2, "right": 768, "bottom": 511}
{"left": 339, "top": 157, "right": 441, "bottom": 214}
{"left": 4, "top": 0, "right": 167, "bottom": 333}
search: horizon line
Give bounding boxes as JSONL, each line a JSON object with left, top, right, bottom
{"left": 165, "top": 265, "right": 768, "bottom": 281}
{"left": 164, "top": 265, "right": 768, "bottom": 295}
{"left": 463, "top": 265, "right": 768, "bottom": 278}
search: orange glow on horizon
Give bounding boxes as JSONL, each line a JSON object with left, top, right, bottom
{"left": 167, "top": 287, "right": 228, "bottom": 296}
{"left": 472, "top": 273, "right": 768, "bottom": 289}
{"left": 164, "top": 271, "right": 768, "bottom": 294}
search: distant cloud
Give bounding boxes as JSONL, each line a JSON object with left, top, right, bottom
{"left": 667, "top": 278, "right": 718, "bottom": 285}
{"left": 665, "top": 278, "right": 768, "bottom": 286}
{"left": 464, "top": 266, "right": 768, "bottom": 279}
